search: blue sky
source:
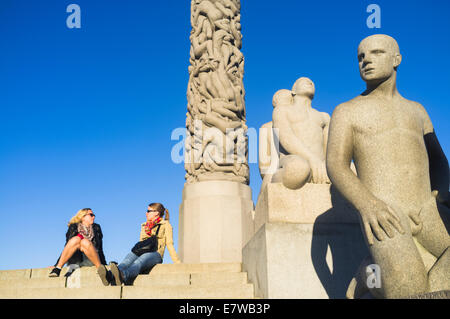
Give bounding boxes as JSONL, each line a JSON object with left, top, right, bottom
{"left": 0, "top": 0, "right": 449, "bottom": 270}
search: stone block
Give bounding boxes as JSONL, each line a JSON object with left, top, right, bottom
{"left": 66, "top": 266, "right": 107, "bottom": 288}
{"left": 133, "top": 273, "right": 190, "bottom": 287}
{"left": 242, "top": 223, "right": 368, "bottom": 299}
{"left": 0, "top": 269, "right": 31, "bottom": 280}
{"left": 0, "top": 287, "right": 121, "bottom": 299}
{"left": 190, "top": 272, "right": 247, "bottom": 286}
{"left": 179, "top": 181, "right": 254, "bottom": 263}
{"left": 30, "top": 267, "right": 69, "bottom": 279}
{"left": 122, "top": 284, "right": 254, "bottom": 299}
{"left": 150, "top": 262, "right": 242, "bottom": 275}
{"left": 253, "top": 183, "right": 359, "bottom": 237}
{"left": 0, "top": 277, "right": 66, "bottom": 289}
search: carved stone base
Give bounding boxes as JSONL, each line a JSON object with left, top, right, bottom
{"left": 179, "top": 180, "right": 254, "bottom": 263}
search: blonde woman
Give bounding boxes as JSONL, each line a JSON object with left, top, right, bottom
{"left": 49, "top": 208, "right": 110, "bottom": 286}
{"left": 110, "top": 203, "right": 180, "bottom": 285}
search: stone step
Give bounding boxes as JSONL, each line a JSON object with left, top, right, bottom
{"left": 122, "top": 284, "right": 255, "bottom": 299}
{"left": 190, "top": 272, "right": 248, "bottom": 286}
{"left": 150, "top": 263, "right": 242, "bottom": 274}
{"left": 0, "top": 272, "right": 250, "bottom": 290}
{"left": 1, "top": 263, "right": 243, "bottom": 280}
{"left": 0, "top": 277, "right": 66, "bottom": 289}
{"left": 0, "top": 263, "right": 255, "bottom": 298}
{"left": 0, "top": 269, "right": 31, "bottom": 280}
{"left": 30, "top": 267, "right": 87, "bottom": 279}
{"left": 0, "top": 287, "right": 121, "bottom": 299}
{"left": 133, "top": 272, "right": 248, "bottom": 287}
{"left": 133, "top": 273, "right": 190, "bottom": 287}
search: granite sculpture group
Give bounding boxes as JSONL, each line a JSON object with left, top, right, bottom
{"left": 252, "top": 34, "right": 449, "bottom": 299}
{"left": 180, "top": 0, "right": 449, "bottom": 299}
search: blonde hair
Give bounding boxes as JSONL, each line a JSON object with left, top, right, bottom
{"left": 68, "top": 208, "right": 92, "bottom": 227}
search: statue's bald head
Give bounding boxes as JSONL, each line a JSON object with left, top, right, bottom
{"left": 358, "top": 34, "right": 400, "bottom": 56}
{"left": 357, "top": 34, "right": 402, "bottom": 84}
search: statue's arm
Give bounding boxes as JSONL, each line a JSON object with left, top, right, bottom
{"left": 326, "top": 104, "right": 404, "bottom": 245}
{"left": 272, "top": 107, "right": 317, "bottom": 162}
{"left": 421, "top": 104, "right": 450, "bottom": 205}
{"left": 326, "top": 104, "right": 374, "bottom": 211}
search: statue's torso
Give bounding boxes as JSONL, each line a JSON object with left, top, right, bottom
{"left": 350, "top": 96, "right": 431, "bottom": 212}
{"left": 282, "top": 105, "right": 326, "bottom": 159}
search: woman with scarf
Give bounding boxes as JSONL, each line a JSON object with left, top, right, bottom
{"left": 110, "top": 202, "right": 180, "bottom": 285}
{"left": 49, "top": 208, "right": 110, "bottom": 285}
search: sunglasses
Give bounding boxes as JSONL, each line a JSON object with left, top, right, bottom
{"left": 87, "top": 213, "right": 95, "bottom": 217}
{"left": 146, "top": 209, "right": 158, "bottom": 213}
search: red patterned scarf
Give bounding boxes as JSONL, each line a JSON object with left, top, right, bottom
{"left": 144, "top": 217, "right": 162, "bottom": 236}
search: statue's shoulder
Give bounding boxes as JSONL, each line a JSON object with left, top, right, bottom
{"left": 332, "top": 97, "right": 361, "bottom": 115}
{"left": 329, "top": 97, "right": 365, "bottom": 127}
{"left": 403, "top": 97, "right": 426, "bottom": 112}
{"left": 400, "top": 97, "right": 433, "bottom": 132}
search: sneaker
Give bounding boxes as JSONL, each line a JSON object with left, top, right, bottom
{"left": 49, "top": 267, "right": 61, "bottom": 277}
{"left": 109, "top": 262, "right": 124, "bottom": 286}
{"left": 97, "top": 265, "right": 110, "bottom": 286}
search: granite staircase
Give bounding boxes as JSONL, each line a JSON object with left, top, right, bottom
{"left": 0, "top": 263, "right": 255, "bottom": 299}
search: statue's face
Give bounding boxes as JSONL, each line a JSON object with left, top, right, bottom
{"left": 358, "top": 35, "right": 401, "bottom": 84}
{"left": 292, "top": 78, "right": 315, "bottom": 98}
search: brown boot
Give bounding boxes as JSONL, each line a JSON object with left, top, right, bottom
{"left": 97, "top": 265, "right": 109, "bottom": 286}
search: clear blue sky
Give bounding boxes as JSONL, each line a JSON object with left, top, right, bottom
{"left": 0, "top": 0, "right": 449, "bottom": 270}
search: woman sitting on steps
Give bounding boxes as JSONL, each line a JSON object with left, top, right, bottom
{"left": 110, "top": 202, "right": 180, "bottom": 285}
{"left": 49, "top": 208, "right": 110, "bottom": 286}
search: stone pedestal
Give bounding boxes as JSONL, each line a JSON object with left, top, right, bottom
{"left": 179, "top": 180, "right": 254, "bottom": 263}
{"left": 242, "top": 183, "right": 369, "bottom": 299}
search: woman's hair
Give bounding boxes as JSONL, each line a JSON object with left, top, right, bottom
{"left": 68, "top": 208, "right": 92, "bottom": 226}
{"left": 148, "top": 203, "right": 169, "bottom": 220}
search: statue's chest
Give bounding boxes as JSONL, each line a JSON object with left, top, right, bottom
{"left": 287, "top": 110, "right": 321, "bottom": 129}
{"left": 353, "top": 102, "right": 423, "bottom": 137}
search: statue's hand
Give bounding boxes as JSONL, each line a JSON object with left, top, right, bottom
{"left": 308, "top": 158, "right": 330, "bottom": 184}
{"left": 408, "top": 209, "right": 423, "bottom": 236}
{"left": 359, "top": 201, "right": 405, "bottom": 246}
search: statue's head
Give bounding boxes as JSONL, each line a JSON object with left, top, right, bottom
{"left": 292, "top": 77, "right": 315, "bottom": 99}
{"left": 357, "top": 34, "right": 402, "bottom": 84}
{"left": 272, "top": 89, "right": 294, "bottom": 108}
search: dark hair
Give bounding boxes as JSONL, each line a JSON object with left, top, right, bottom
{"left": 148, "top": 203, "right": 169, "bottom": 220}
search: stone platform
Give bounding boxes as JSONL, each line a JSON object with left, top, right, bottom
{"left": 0, "top": 263, "right": 255, "bottom": 299}
{"left": 179, "top": 180, "right": 254, "bottom": 263}
{"left": 243, "top": 182, "right": 369, "bottom": 299}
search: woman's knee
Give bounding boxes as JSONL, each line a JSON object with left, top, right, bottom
{"left": 67, "top": 236, "right": 81, "bottom": 249}
{"left": 80, "top": 239, "right": 93, "bottom": 252}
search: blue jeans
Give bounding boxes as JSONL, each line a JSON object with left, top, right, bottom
{"left": 118, "top": 251, "right": 162, "bottom": 284}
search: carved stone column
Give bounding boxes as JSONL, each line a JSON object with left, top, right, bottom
{"left": 179, "top": 0, "right": 254, "bottom": 263}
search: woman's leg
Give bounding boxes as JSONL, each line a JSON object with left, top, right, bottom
{"left": 139, "top": 252, "right": 163, "bottom": 274}
{"left": 79, "top": 239, "right": 110, "bottom": 285}
{"left": 80, "top": 239, "right": 101, "bottom": 268}
{"left": 121, "top": 252, "right": 162, "bottom": 283}
{"left": 55, "top": 236, "right": 82, "bottom": 268}
{"left": 118, "top": 252, "right": 139, "bottom": 272}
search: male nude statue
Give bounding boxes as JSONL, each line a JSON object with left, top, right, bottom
{"left": 326, "top": 34, "right": 450, "bottom": 298}
{"left": 271, "top": 77, "right": 330, "bottom": 190}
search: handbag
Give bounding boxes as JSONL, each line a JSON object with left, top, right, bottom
{"left": 131, "top": 224, "right": 161, "bottom": 256}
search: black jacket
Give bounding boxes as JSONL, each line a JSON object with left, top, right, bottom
{"left": 54, "top": 223, "right": 107, "bottom": 267}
